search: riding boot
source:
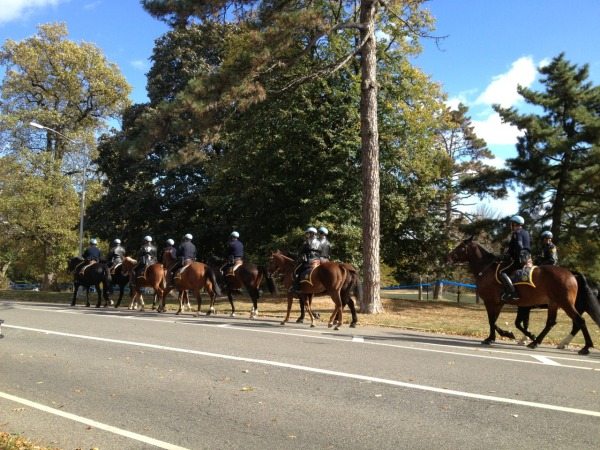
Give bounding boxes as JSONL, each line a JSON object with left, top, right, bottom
{"left": 500, "top": 272, "right": 519, "bottom": 302}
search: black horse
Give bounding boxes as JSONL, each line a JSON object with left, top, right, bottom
{"left": 67, "top": 257, "right": 112, "bottom": 308}
{"left": 110, "top": 263, "right": 131, "bottom": 308}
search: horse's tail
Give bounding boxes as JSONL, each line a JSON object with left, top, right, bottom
{"left": 574, "top": 271, "right": 600, "bottom": 327}
{"left": 207, "top": 266, "right": 222, "bottom": 297}
{"left": 103, "top": 265, "right": 112, "bottom": 298}
{"left": 261, "top": 266, "right": 277, "bottom": 294}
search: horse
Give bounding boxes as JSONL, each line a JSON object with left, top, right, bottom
{"left": 109, "top": 263, "right": 131, "bottom": 308}
{"left": 159, "top": 261, "right": 222, "bottom": 316}
{"left": 216, "top": 259, "right": 277, "bottom": 318}
{"left": 121, "top": 257, "right": 166, "bottom": 311}
{"left": 268, "top": 250, "right": 357, "bottom": 330}
{"left": 448, "top": 237, "right": 600, "bottom": 354}
{"left": 67, "top": 256, "right": 112, "bottom": 308}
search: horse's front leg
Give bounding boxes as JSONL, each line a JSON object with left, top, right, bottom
{"left": 195, "top": 289, "right": 203, "bottom": 317}
{"left": 482, "top": 301, "right": 502, "bottom": 345}
{"left": 327, "top": 292, "right": 343, "bottom": 331}
{"left": 115, "top": 286, "right": 124, "bottom": 308}
{"left": 249, "top": 287, "right": 259, "bottom": 319}
{"left": 303, "top": 294, "right": 316, "bottom": 328}
{"left": 71, "top": 282, "right": 79, "bottom": 306}
{"left": 296, "top": 296, "right": 305, "bottom": 323}
{"left": 280, "top": 293, "right": 294, "bottom": 325}
{"left": 227, "top": 288, "right": 236, "bottom": 317}
{"left": 528, "top": 305, "right": 558, "bottom": 350}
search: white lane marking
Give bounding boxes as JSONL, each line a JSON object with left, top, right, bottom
{"left": 0, "top": 391, "right": 188, "bottom": 450}
{"left": 532, "top": 355, "right": 562, "bottom": 366}
{"left": 6, "top": 324, "right": 600, "bottom": 418}
{"left": 7, "top": 303, "right": 600, "bottom": 370}
{"left": 352, "top": 336, "right": 365, "bottom": 343}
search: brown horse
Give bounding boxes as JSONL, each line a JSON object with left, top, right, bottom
{"left": 121, "top": 257, "right": 166, "bottom": 311}
{"left": 218, "top": 261, "right": 277, "bottom": 318}
{"left": 448, "top": 237, "right": 600, "bottom": 354}
{"left": 268, "top": 250, "right": 357, "bottom": 330}
{"left": 159, "top": 262, "right": 222, "bottom": 315}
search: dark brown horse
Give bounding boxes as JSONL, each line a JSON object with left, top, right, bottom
{"left": 67, "top": 257, "right": 112, "bottom": 308}
{"left": 268, "top": 250, "right": 358, "bottom": 330}
{"left": 159, "top": 262, "right": 222, "bottom": 316}
{"left": 121, "top": 257, "right": 166, "bottom": 311}
{"left": 448, "top": 237, "right": 600, "bottom": 354}
{"left": 219, "top": 261, "right": 277, "bottom": 318}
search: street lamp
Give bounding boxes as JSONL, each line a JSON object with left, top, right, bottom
{"left": 29, "top": 121, "right": 89, "bottom": 256}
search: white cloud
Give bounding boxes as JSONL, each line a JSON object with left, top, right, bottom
{"left": 475, "top": 56, "right": 537, "bottom": 108}
{"left": 130, "top": 59, "right": 149, "bottom": 71}
{"left": 0, "top": 0, "right": 63, "bottom": 24}
{"left": 472, "top": 111, "right": 523, "bottom": 146}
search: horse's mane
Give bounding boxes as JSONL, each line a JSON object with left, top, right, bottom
{"left": 124, "top": 256, "right": 137, "bottom": 264}
{"left": 470, "top": 240, "right": 498, "bottom": 261}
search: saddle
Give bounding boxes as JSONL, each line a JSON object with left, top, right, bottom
{"left": 78, "top": 260, "right": 95, "bottom": 276}
{"left": 495, "top": 262, "right": 537, "bottom": 288}
{"left": 224, "top": 259, "right": 243, "bottom": 277}
{"left": 110, "top": 262, "right": 122, "bottom": 275}
{"left": 298, "top": 259, "right": 321, "bottom": 286}
{"left": 174, "top": 260, "right": 193, "bottom": 281}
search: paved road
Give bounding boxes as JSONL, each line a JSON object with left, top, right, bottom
{"left": 1, "top": 300, "right": 599, "bottom": 449}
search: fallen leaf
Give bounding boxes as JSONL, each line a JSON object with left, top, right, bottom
{"left": 241, "top": 386, "right": 254, "bottom": 392}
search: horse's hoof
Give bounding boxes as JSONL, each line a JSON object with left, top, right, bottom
{"left": 556, "top": 343, "right": 566, "bottom": 349}
{"left": 334, "top": 325, "right": 340, "bottom": 331}
{"left": 313, "top": 312, "right": 320, "bottom": 319}
{"left": 506, "top": 332, "right": 516, "bottom": 340}
{"left": 295, "top": 317, "right": 304, "bottom": 323}
{"left": 481, "top": 339, "right": 494, "bottom": 345}
{"left": 327, "top": 323, "right": 333, "bottom": 328}
{"left": 578, "top": 347, "right": 590, "bottom": 355}
{"left": 280, "top": 321, "right": 286, "bottom": 326}
{"left": 230, "top": 313, "right": 236, "bottom": 318}
{"left": 310, "top": 323, "right": 316, "bottom": 328}
{"left": 527, "top": 342, "right": 538, "bottom": 349}
{"left": 350, "top": 323, "right": 357, "bottom": 328}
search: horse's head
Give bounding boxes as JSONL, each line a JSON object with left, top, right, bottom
{"left": 268, "top": 250, "right": 292, "bottom": 275}
{"left": 67, "top": 256, "right": 84, "bottom": 272}
{"left": 121, "top": 256, "right": 137, "bottom": 272}
{"left": 447, "top": 236, "right": 475, "bottom": 264}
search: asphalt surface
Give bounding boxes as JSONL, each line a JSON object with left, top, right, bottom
{"left": 1, "top": 300, "right": 599, "bottom": 450}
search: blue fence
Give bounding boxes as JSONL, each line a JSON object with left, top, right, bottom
{"left": 382, "top": 279, "right": 476, "bottom": 290}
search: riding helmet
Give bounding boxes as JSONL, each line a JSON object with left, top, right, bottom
{"left": 90, "top": 238, "right": 97, "bottom": 245}
{"left": 230, "top": 231, "right": 240, "bottom": 238}
{"left": 166, "top": 239, "right": 175, "bottom": 246}
{"left": 184, "top": 233, "right": 193, "bottom": 240}
{"left": 541, "top": 231, "right": 553, "bottom": 239}
{"left": 144, "top": 235, "right": 152, "bottom": 242}
{"left": 113, "top": 238, "right": 121, "bottom": 244}
{"left": 318, "top": 227, "right": 329, "bottom": 235}
{"left": 510, "top": 215, "right": 525, "bottom": 225}
{"left": 305, "top": 226, "right": 317, "bottom": 234}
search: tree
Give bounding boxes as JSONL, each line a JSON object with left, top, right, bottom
{"left": 0, "top": 22, "right": 131, "bottom": 288}
{"left": 140, "top": 0, "right": 436, "bottom": 313}
{"left": 495, "top": 53, "right": 600, "bottom": 274}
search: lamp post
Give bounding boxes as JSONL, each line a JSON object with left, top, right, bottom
{"left": 29, "top": 121, "right": 89, "bottom": 256}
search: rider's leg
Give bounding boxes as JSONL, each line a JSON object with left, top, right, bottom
{"left": 500, "top": 272, "right": 519, "bottom": 302}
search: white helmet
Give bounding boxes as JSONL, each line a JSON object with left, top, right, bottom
{"left": 144, "top": 235, "right": 152, "bottom": 242}
{"left": 90, "top": 238, "right": 97, "bottom": 245}
{"left": 113, "top": 238, "right": 121, "bottom": 244}
{"left": 184, "top": 233, "right": 193, "bottom": 240}
{"left": 318, "top": 227, "right": 328, "bottom": 235}
{"left": 230, "top": 231, "right": 239, "bottom": 238}
{"left": 305, "top": 226, "right": 317, "bottom": 234}
{"left": 166, "top": 238, "right": 175, "bottom": 246}
{"left": 510, "top": 215, "right": 525, "bottom": 225}
{"left": 541, "top": 231, "right": 553, "bottom": 239}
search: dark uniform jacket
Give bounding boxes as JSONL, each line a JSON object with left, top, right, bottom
{"left": 300, "top": 237, "right": 321, "bottom": 262}
{"left": 177, "top": 241, "right": 197, "bottom": 263}
{"left": 507, "top": 228, "right": 531, "bottom": 265}
{"left": 226, "top": 239, "right": 244, "bottom": 262}
{"left": 162, "top": 246, "right": 177, "bottom": 263}
{"left": 538, "top": 242, "right": 558, "bottom": 265}
{"left": 83, "top": 246, "right": 101, "bottom": 262}
{"left": 138, "top": 244, "right": 157, "bottom": 266}
{"left": 318, "top": 238, "right": 331, "bottom": 260}
{"left": 108, "top": 245, "right": 126, "bottom": 265}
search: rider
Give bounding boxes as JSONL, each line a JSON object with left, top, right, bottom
{"left": 134, "top": 236, "right": 157, "bottom": 279}
{"left": 222, "top": 231, "right": 244, "bottom": 276}
{"left": 317, "top": 227, "right": 331, "bottom": 262}
{"left": 535, "top": 231, "right": 558, "bottom": 266}
{"left": 500, "top": 215, "right": 531, "bottom": 302}
{"left": 170, "top": 233, "right": 196, "bottom": 283}
{"left": 291, "top": 227, "right": 321, "bottom": 293}
{"left": 161, "top": 238, "right": 177, "bottom": 269}
{"left": 80, "top": 238, "right": 101, "bottom": 274}
{"left": 107, "top": 238, "right": 126, "bottom": 271}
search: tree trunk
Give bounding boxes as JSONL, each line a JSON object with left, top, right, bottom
{"left": 359, "top": 1, "right": 383, "bottom": 314}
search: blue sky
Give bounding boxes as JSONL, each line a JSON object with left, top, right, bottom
{"left": 2, "top": 0, "right": 599, "bottom": 213}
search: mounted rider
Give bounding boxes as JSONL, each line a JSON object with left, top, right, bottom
{"left": 161, "top": 238, "right": 177, "bottom": 270}
{"left": 500, "top": 215, "right": 531, "bottom": 302}
{"left": 169, "top": 233, "right": 196, "bottom": 283}
{"left": 535, "top": 231, "right": 558, "bottom": 266}
{"left": 222, "top": 231, "right": 244, "bottom": 276}
{"left": 107, "top": 238, "right": 126, "bottom": 273}
{"left": 80, "top": 238, "right": 101, "bottom": 274}
{"left": 291, "top": 227, "right": 321, "bottom": 293}
{"left": 317, "top": 226, "right": 331, "bottom": 262}
{"left": 133, "top": 236, "right": 157, "bottom": 280}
